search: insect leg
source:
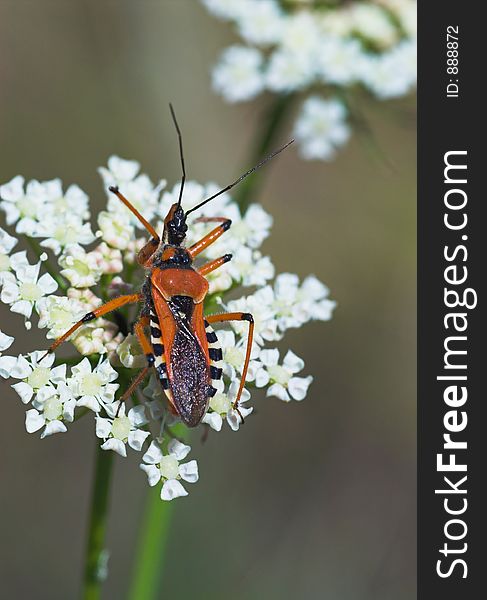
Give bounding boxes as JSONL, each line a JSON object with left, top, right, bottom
{"left": 187, "top": 217, "right": 232, "bottom": 258}
{"left": 116, "top": 316, "right": 154, "bottom": 409}
{"left": 43, "top": 293, "right": 143, "bottom": 356}
{"left": 118, "top": 366, "right": 150, "bottom": 407}
{"left": 198, "top": 254, "right": 233, "bottom": 276}
{"left": 109, "top": 186, "right": 160, "bottom": 242}
{"left": 205, "top": 312, "right": 254, "bottom": 419}
{"left": 134, "top": 315, "right": 155, "bottom": 366}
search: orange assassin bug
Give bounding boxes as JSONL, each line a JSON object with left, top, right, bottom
{"left": 43, "top": 106, "right": 293, "bottom": 427}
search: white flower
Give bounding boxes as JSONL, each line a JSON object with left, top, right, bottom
{"left": 236, "top": 0, "right": 284, "bottom": 45}
{"left": 266, "top": 49, "right": 315, "bottom": 93}
{"left": 255, "top": 349, "right": 313, "bottom": 401}
{"left": 140, "top": 439, "right": 199, "bottom": 500}
{"left": 212, "top": 46, "right": 265, "bottom": 103}
{"left": 38, "top": 179, "right": 90, "bottom": 222}
{"left": 69, "top": 357, "right": 119, "bottom": 413}
{"left": 3, "top": 351, "right": 66, "bottom": 403}
{"left": 26, "top": 382, "right": 77, "bottom": 438}
{"left": 359, "top": 39, "right": 417, "bottom": 99}
{"left": 97, "top": 210, "right": 134, "bottom": 250}
{"left": 116, "top": 333, "right": 146, "bottom": 369}
{"left": 317, "top": 37, "right": 363, "bottom": 86}
{"left": 350, "top": 3, "right": 398, "bottom": 48}
{"left": 36, "top": 215, "right": 95, "bottom": 256}
{"left": 59, "top": 244, "right": 102, "bottom": 288}
{"left": 96, "top": 404, "right": 150, "bottom": 457}
{"left": 202, "top": 380, "right": 252, "bottom": 432}
{"left": 88, "top": 242, "right": 123, "bottom": 274}
{"left": 201, "top": 0, "right": 247, "bottom": 20}
{"left": 0, "top": 176, "right": 44, "bottom": 234}
{"left": 1, "top": 260, "right": 58, "bottom": 320}
{"left": 37, "top": 294, "right": 86, "bottom": 339}
{"left": 227, "top": 285, "right": 280, "bottom": 345}
{"left": 98, "top": 156, "right": 166, "bottom": 227}
{"left": 293, "top": 96, "right": 351, "bottom": 161}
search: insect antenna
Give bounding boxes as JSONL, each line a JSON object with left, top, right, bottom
{"left": 169, "top": 102, "right": 186, "bottom": 208}
{"left": 185, "top": 139, "right": 294, "bottom": 216}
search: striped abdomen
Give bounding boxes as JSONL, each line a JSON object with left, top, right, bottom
{"left": 150, "top": 295, "right": 223, "bottom": 427}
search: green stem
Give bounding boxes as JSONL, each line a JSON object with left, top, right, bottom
{"left": 233, "top": 94, "right": 295, "bottom": 213}
{"left": 82, "top": 439, "right": 114, "bottom": 600}
{"left": 127, "top": 488, "right": 174, "bottom": 600}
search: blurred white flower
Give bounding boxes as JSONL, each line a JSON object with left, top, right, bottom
{"left": 293, "top": 96, "right": 350, "bottom": 161}
{"left": 212, "top": 46, "right": 265, "bottom": 103}
{"left": 359, "top": 38, "right": 417, "bottom": 99}
{"left": 202, "top": 0, "right": 417, "bottom": 160}
{"left": 96, "top": 404, "right": 150, "bottom": 457}
{"left": 140, "top": 440, "right": 199, "bottom": 500}
{"left": 236, "top": 0, "right": 284, "bottom": 45}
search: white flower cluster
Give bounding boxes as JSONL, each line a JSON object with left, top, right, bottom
{"left": 0, "top": 156, "right": 335, "bottom": 500}
{"left": 202, "top": 0, "right": 417, "bottom": 160}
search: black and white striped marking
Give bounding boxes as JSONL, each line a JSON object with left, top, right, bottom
{"left": 149, "top": 309, "right": 171, "bottom": 398}
{"left": 205, "top": 319, "right": 223, "bottom": 397}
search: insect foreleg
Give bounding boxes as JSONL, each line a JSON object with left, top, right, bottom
{"left": 43, "top": 293, "right": 143, "bottom": 357}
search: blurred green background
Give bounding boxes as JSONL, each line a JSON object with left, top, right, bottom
{"left": 0, "top": 2, "right": 416, "bottom": 599}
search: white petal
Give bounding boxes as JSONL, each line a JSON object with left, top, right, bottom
{"left": 161, "top": 479, "right": 188, "bottom": 501}
{"left": 41, "top": 420, "right": 67, "bottom": 438}
{"left": 140, "top": 463, "right": 161, "bottom": 486}
{"left": 77, "top": 395, "right": 101, "bottom": 412}
{"left": 288, "top": 376, "right": 313, "bottom": 401}
{"left": 12, "top": 381, "right": 34, "bottom": 404}
{"left": 259, "top": 348, "right": 280, "bottom": 367}
{"left": 179, "top": 460, "right": 199, "bottom": 483}
{"left": 25, "top": 409, "right": 45, "bottom": 433}
{"left": 128, "top": 429, "right": 151, "bottom": 452}
{"left": 0, "top": 280, "right": 20, "bottom": 304}
{"left": 167, "top": 438, "right": 191, "bottom": 461}
{"left": 0, "top": 330, "right": 14, "bottom": 351}
{"left": 11, "top": 355, "right": 32, "bottom": 379}
{"left": 11, "top": 299, "right": 33, "bottom": 318}
{"left": 254, "top": 366, "right": 270, "bottom": 388}
{"left": 95, "top": 416, "right": 112, "bottom": 438}
{"left": 101, "top": 438, "right": 127, "bottom": 457}
{"left": 0, "top": 355, "right": 17, "bottom": 379}
{"left": 37, "top": 272, "right": 58, "bottom": 294}
{"left": 63, "top": 398, "right": 77, "bottom": 422}
{"left": 201, "top": 411, "right": 223, "bottom": 432}
{"left": 128, "top": 405, "right": 148, "bottom": 427}
{"left": 266, "top": 383, "right": 291, "bottom": 401}
{"left": 142, "top": 440, "right": 164, "bottom": 464}
{"left": 283, "top": 350, "right": 304, "bottom": 374}
{"left": 49, "top": 364, "right": 67, "bottom": 383}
